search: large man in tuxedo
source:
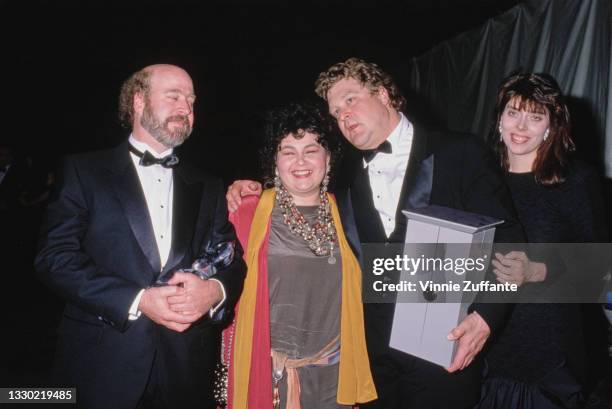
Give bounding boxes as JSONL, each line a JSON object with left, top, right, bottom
{"left": 227, "top": 58, "right": 524, "bottom": 409}
{"left": 36, "top": 64, "right": 246, "bottom": 409}
{"left": 314, "top": 57, "right": 526, "bottom": 409}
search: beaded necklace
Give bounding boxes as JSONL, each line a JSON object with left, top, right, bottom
{"left": 275, "top": 182, "right": 337, "bottom": 264}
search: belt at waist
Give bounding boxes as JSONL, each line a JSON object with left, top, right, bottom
{"left": 271, "top": 335, "right": 340, "bottom": 409}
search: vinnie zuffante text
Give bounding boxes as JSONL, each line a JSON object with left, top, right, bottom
{"left": 370, "top": 255, "right": 519, "bottom": 293}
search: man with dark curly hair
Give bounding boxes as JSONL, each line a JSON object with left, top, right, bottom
{"left": 36, "top": 64, "right": 246, "bottom": 409}
{"left": 227, "top": 58, "right": 524, "bottom": 409}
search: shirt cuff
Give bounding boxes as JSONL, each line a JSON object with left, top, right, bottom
{"left": 208, "top": 278, "right": 226, "bottom": 318}
{"left": 128, "top": 289, "right": 145, "bottom": 321}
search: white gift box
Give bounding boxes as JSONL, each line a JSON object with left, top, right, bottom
{"left": 389, "top": 205, "right": 503, "bottom": 367}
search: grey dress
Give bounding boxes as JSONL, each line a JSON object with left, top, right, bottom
{"left": 268, "top": 204, "right": 350, "bottom": 409}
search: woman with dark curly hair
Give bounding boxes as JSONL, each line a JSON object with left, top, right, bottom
{"left": 476, "top": 73, "right": 607, "bottom": 409}
{"left": 223, "top": 101, "right": 376, "bottom": 409}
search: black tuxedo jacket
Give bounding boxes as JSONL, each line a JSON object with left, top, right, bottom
{"left": 35, "top": 141, "right": 246, "bottom": 409}
{"left": 334, "top": 123, "right": 525, "bottom": 408}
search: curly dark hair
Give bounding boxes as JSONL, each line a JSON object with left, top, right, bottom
{"left": 492, "top": 72, "right": 575, "bottom": 185}
{"left": 118, "top": 68, "right": 153, "bottom": 128}
{"left": 260, "top": 101, "right": 342, "bottom": 188}
{"left": 314, "top": 57, "right": 406, "bottom": 112}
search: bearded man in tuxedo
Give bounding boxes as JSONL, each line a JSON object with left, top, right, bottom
{"left": 36, "top": 64, "right": 245, "bottom": 409}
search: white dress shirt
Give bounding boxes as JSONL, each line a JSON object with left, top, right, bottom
{"left": 129, "top": 136, "right": 174, "bottom": 267}
{"left": 364, "top": 113, "right": 414, "bottom": 237}
{"left": 127, "top": 136, "right": 173, "bottom": 319}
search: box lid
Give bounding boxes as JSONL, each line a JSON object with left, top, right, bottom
{"left": 402, "top": 205, "right": 504, "bottom": 234}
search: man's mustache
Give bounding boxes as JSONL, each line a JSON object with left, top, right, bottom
{"left": 165, "top": 115, "right": 190, "bottom": 126}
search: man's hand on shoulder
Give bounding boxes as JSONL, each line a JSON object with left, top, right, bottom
{"left": 446, "top": 311, "right": 490, "bottom": 373}
{"left": 166, "top": 272, "right": 223, "bottom": 320}
{"left": 226, "top": 179, "right": 262, "bottom": 212}
{"left": 138, "top": 286, "right": 193, "bottom": 332}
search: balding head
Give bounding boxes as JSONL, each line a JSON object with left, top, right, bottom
{"left": 145, "top": 64, "right": 191, "bottom": 80}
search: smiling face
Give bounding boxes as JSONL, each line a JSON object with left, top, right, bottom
{"left": 326, "top": 77, "right": 400, "bottom": 150}
{"left": 500, "top": 97, "right": 550, "bottom": 172}
{"left": 276, "top": 131, "right": 330, "bottom": 206}
{"left": 133, "top": 65, "right": 196, "bottom": 152}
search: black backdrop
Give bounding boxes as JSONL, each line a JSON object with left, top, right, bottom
{"left": 0, "top": 0, "right": 520, "bottom": 183}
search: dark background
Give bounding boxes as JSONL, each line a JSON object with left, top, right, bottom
{"left": 3, "top": 2, "right": 608, "bottom": 407}
{"left": 0, "top": 0, "right": 520, "bottom": 181}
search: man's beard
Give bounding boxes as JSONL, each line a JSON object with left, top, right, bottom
{"left": 140, "top": 102, "right": 192, "bottom": 149}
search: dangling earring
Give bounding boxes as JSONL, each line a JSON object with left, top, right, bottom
{"left": 498, "top": 123, "right": 504, "bottom": 141}
{"left": 543, "top": 128, "right": 550, "bottom": 141}
{"left": 321, "top": 171, "right": 330, "bottom": 194}
{"left": 274, "top": 168, "right": 281, "bottom": 189}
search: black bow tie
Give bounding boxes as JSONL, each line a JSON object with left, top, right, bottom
{"left": 363, "top": 140, "right": 392, "bottom": 163}
{"left": 129, "top": 144, "right": 179, "bottom": 168}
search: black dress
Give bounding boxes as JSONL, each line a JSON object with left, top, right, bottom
{"left": 476, "top": 161, "right": 607, "bottom": 409}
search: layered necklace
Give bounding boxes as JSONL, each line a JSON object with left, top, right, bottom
{"left": 275, "top": 182, "right": 337, "bottom": 264}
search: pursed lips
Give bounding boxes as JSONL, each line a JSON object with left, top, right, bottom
{"left": 345, "top": 122, "right": 360, "bottom": 135}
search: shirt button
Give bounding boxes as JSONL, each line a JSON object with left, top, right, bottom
{"left": 160, "top": 205, "right": 164, "bottom": 208}
{"left": 158, "top": 179, "right": 162, "bottom": 182}
{"left": 377, "top": 195, "right": 380, "bottom": 199}
{"left": 160, "top": 235, "right": 164, "bottom": 239}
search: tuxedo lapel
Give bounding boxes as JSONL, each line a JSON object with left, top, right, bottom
{"left": 109, "top": 142, "right": 161, "bottom": 274}
{"left": 350, "top": 164, "right": 387, "bottom": 242}
{"left": 389, "top": 123, "right": 434, "bottom": 242}
{"left": 162, "top": 166, "right": 202, "bottom": 275}
{"left": 397, "top": 122, "right": 430, "bottom": 210}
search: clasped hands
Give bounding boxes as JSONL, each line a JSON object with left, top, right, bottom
{"left": 138, "top": 272, "right": 223, "bottom": 332}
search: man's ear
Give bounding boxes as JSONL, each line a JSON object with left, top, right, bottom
{"left": 376, "top": 86, "right": 392, "bottom": 108}
{"left": 133, "top": 92, "right": 146, "bottom": 117}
